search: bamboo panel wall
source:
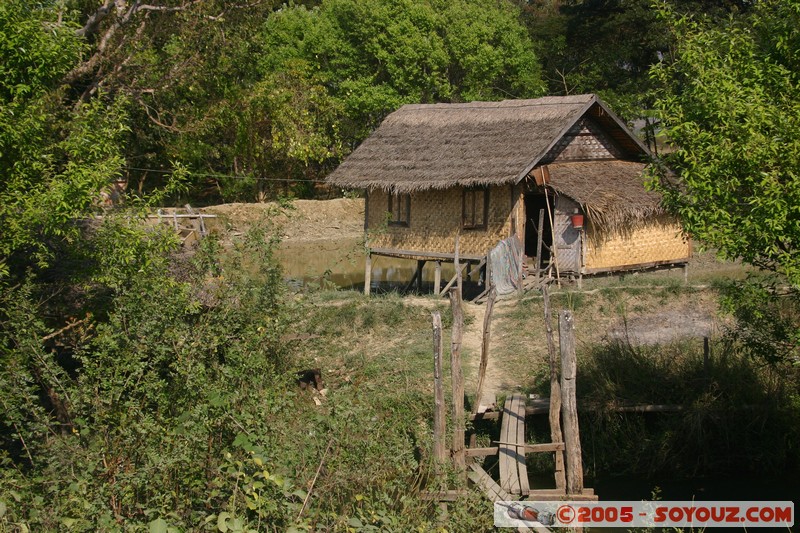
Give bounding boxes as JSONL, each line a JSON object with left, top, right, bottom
{"left": 553, "top": 196, "right": 582, "bottom": 273}
{"left": 366, "top": 185, "right": 516, "bottom": 258}
{"left": 583, "top": 215, "right": 690, "bottom": 272}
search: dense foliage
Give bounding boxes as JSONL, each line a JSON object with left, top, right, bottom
{"left": 62, "top": 0, "right": 545, "bottom": 202}
{"left": 1, "top": 225, "right": 298, "bottom": 529}
{"left": 650, "top": 0, "right": 800, "bottom": 284}
{"left": 648, "top": 0, "right": 800, "bottom": 363}
{"left": 517, "top": 0, "right": 748, "bottom": 123}
{"left": 0, "top": 222, "right": 496, "bottom": 530}
{"left": 0, "top": 1, "right": 124, "bottom": 275}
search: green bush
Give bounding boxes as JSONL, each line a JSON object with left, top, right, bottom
{"left": 718, "top": 276, "right": 800, "bottom": 365}
{"left": 568, "top": 338, "right": 800, "bottom": 477}
{"left": 0, "top": 219, "right": 305, "bottom": 530}
{"left": 0, "top": 215, "right": 496, "bottom": 531}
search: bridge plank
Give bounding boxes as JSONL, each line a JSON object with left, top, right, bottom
{"left": 468, "top": 464, "right": 554, "bottom": 533}
{"left": 499, "top": 396, "right": 519, "bottom": 493}
{"left": 513, "top": 394, "right": 531, "bottom": 495}
{"left": 468, "top": 463, "right": 512, "bottom": 502}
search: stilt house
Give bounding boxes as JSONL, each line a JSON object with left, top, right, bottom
{"left": 326, "top": 94, "right": 690, "bottom": 292}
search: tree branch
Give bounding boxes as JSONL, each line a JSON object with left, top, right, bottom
{"left": 137, "top": 96, "right": 184, "bottom": 133}
{"left": 69, "top": 0, "right": 201, "bottom": 87}
{"left": 136, "top": 3, "right": 199, "bottom": 13}
{"left": 41, "top": 317, "right": 90, "bottom": 343}
{"left": 76, "top": 0, "right": 116, "bottom": 37}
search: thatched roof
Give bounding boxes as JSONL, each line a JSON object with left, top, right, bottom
{"left": 327, "top": 94, "right": 649, "bottom": 193}
{"left": 545, "top": 161, "right": 663, "bottom": 231}
{"left": 326, "top": 94, "right": 662, "bottom": 230}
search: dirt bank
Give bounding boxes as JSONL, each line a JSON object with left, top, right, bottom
{"left": 203, "top": 198, "right": 365, "bottom": 242}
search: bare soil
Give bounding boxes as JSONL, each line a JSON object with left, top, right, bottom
{"left": 203, "top": 198, "right": 364, "bottom": 242}
{"left": 606, "top": 303, "right": 720, "bottom": 345}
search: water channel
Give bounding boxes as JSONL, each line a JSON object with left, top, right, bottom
{"left": 277, "top": 237, "right": 477, "bottom": 293}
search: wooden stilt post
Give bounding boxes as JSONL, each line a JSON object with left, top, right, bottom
{"left": 473, "top": 287, "right": 497, "bottom": 416}
{"left": 434, "top": 261, "right": 442, "bottom": 296}
{"left": 449, "top": 285, "right": 466, "bottom": 479}
{"left": 536, "top": 209, "right": 544, "bottom": 281}
{"left": 559, "top": 309, "right": 583, "bottom": 495}
{"left": 485, "top": 248, "right": 492, "bottom": 291}
{"left": 404, "top": 262, "right": 423, "bottom": 293}
{"left": 417, "top": 260, "right": 425, "bottom": 292}
{"left": 364, "top": 253, "right": 372, "bottom": 296}
{"left": 454, "top": 234, "right": 462, "bottom": 300}
{"left": 432, "top": 311, "right": 447, "bottom": 466}
{"left": 543, "top": 286, "right": 566, "bottom": 491}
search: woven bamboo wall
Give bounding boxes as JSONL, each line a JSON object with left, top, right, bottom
{"left": 584, "top": 215, "right": 690, "bottom": 271}
{"left": 366, "top": 185, "right": 516, "bottom": 257}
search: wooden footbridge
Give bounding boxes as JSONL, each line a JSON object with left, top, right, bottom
{"left": 425, "top": 278, "right": 596, "bottom": 528}
{"left": 465, "top": 393, "right": 596, "bottom": 501}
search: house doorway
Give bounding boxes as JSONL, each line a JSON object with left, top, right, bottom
{"left": 524, "top": 193, "right": 553, "bottom": 265}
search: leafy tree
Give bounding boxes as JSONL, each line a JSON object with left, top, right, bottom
{"left": 522, "top": 0, "right": 665, "bottom": 112}
{"left": 650, "top": 0, "right": 800, "bottom": 364}
{"left": 61, "top": 0, "right": 299, "bottom": 201}
{"left": 27, "top": 0, "right": 543, "bottom": 203}
{"left": 263, "top": 0, "right": 545, "bottom": 146}
{"left": 650, "top": 0, "right": 800, "bottom": 284}
{"left": 0, "top": 1, "right": 128, "bottom": 275}
{"left": 124, "top": 0, "right": 546, "bottom": 201}
{"left": 519, "top": 0, "right": 749, "bottom": 121}
{"left": 0, "top": 7, "right": 297, "bottom": 514}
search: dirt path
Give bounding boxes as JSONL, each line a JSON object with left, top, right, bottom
{"left": 461, "top": 299, "right": 514, "bottom": 404}
{"left": 397, "top": 294, "right": 512, "bottom": 405}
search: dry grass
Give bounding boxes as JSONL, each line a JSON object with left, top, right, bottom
{"left": 484, "top": 283, "right": 722, "bottom": 395}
